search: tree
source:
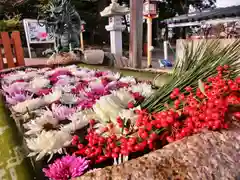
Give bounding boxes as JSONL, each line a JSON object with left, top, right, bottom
{"left": 0, "top": 0, "right": 27, "bottom": 7}
{"left": 72, "top": 0, "right": 216, "bottom": 44}
{"left": 157, "top": 0, "right": 216, "bottom": 20}
{"left": 5, "top": 0, "right": 216, "bottom": 45}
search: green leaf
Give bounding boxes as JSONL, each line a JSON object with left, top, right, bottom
{"left": 198, "top": 79, "right": 206, "bottom": 96}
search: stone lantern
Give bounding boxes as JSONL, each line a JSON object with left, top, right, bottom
{"left": 143, "top": 0, "right": 158, "bottom": 68}
{"left": 100, "top": 0, "right": 129, "bottom": 58}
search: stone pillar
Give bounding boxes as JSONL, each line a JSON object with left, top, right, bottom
{"left": 105, "top": 16, "right": 126, "bottom": 57}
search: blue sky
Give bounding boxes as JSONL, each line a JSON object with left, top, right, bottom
{"left": 217, "top": 0, "right": 240, "bottom": 7}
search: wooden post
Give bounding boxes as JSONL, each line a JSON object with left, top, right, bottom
{"left": 129, "top": 0, "right": 143, "bottom": 68}
{"left": 80, "top": 32, "right": 84, "bottom": 51}
{"left": 147, "top": 16, "right": 153, "bottom": 68}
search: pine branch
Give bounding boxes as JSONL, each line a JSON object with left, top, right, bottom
{"left": 142, "top": 40, "right": 240, "bottom": 112}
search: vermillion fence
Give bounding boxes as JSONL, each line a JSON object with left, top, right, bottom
{"left": 0, "top": 31, "right": 25, "bottom": 69}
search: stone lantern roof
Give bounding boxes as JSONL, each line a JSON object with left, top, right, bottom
{"left": 100, "top": 0, "right": 130, "bottom": 17}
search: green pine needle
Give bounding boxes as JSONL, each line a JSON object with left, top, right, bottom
{"left": 142, "top": 39, "right": 240, "bottom": 112}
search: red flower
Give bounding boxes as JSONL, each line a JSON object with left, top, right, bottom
{"left": 36, "top": 88, "right": 52, "bottom": 96}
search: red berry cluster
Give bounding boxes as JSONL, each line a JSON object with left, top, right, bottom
{"left": 71, "top": 110, "right": 162, "bottom": 164}
{"left": 71, "top": 65, "right": 240, "bottom": 166}
{"left": 164, "top": 65, "right": 240, "bottom": 142}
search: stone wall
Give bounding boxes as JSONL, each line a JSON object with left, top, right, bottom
{"left": 74, "top": 120, "right": 240, "bottom": 180}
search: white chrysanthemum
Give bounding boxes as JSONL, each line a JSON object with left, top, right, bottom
{"left": 26, "top": 130, "right": 72, "bottom": 161}
{"left": 44, "top": 90, "right": 62, "bottom": 104}
{"left": 3, "top": 70, "right": 40, "bottom": 84}
{"left": 55, "top": 76, "right": 77, "bottom": 86}
{"left": 2, "top": 71, "right": 27, "bottom": 83}
{"left": 93, "top": 90, "right": 134, "bottom": 124}
{"left": 29, "top": 77, "right": 50, "bottom": 91}
{"left": 89, "top": 80, "right": 104, "bottom": 90}
{"left": 2, "top": 82, "right": 29, "bottom": 94}
{"left": 23, "top": 110, "right": 59, "bottom": 135}
{"left": 119, "top": 76, "right": 136, "bottom": 84}
{"left": 24, "top": 71, "right": 39, "bottom": 80}
{"left": 22, "top": 109, "right": 46, "bottom": 122}
{"left": 60, "top": 93, "right": 78, "bottom": 105}
{"left": 65, "top": 65, "right": 78, "bottom": 71}
{"left": 44, "top": 69, "right": 55, "bottom": 76}
{"left": 12, "top": 98, "right": 45, "bottom": 113}
{"left": 105, "top": 81, "right": 118, "bottom": 90}
{"left": 118, "top": 106, "right": 141, "bottom": 123}
{"left": 61, "top": 110, "right": 95, "bottom": 133}
{"left": 37, "top": 67, "right": 51, "bottom": 74}
{"left": 111, "top": 89, "right": 134, "bottom": 106}
{"left": 72, "top": 69, "right": 95, "bottom": 79}
{"left": 54, "top": 84, "right": 74, "bottom": 93}
{"left": 104, "top": 71, "right": 120, "bottom": 80}
{"left": 129, "top": 83, "right": 155, "bottom": 97}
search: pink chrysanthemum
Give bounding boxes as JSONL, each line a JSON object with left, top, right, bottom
{"left": 51, "top": 104, "right": 76, "bottom": 121}
{"left": 43, "top": 155, "right": 89, "bottom": 180}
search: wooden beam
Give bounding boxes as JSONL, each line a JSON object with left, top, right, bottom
{"left": 129, "top": 0, "right": 143, "bottom": 68}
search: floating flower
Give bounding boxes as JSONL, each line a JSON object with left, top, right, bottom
{"left": 2, "top": 71, "right": 27, "bottom": 83}
{"left": 2, "top": 82, "right": 29, "bottom": 95}
{"left": 60, "top": 93, "right": 78, "bottom": 105}
{"left": 89, "top": 79, "right": 105, "bottom": 90}
{"left": 26, "top": 130, "right": 72, "bottom": 161}
{"left": 50, "top": 70, "right": 72, "bottom": 78}
{"left": 77, "top": 99, "right": 95, "bottom": 110}
{"left": 36, "top": 88, "right": 52, "bottom": 96}
{"left": 61, "top": 110, "right": 95, "bottom": 133}
{"left": 23, "top": 71, "right": 39, "bottom": 80}
{"left": 71, "top": 81, "right": 89, "bottom": 94}
{"left": 105, "top": 81, "right": 118, "bottom": 90}
{"left": 103, "top": 71, "right": 120, "bottom": 80}
{"left": 118, "top": 106, "right": 141, "bottom": 124}
{"left": 65, "top": 64, "right": 78, "bottom": 70}
{"left": 119, "top": 76, "right": 136, "bottom": 84}
{"left": 12, "top": 98, "right": 45, "bottom": 113}
{"left": 22, "top": 109, "right": 46, "bottom": 122}
{"left": 44, "top": 90, "right": 62, "bottom": 104}
{"left": 23, "top": 110, "right": 59, "bottom": 135}
{"left": 71, "top": 69, "right": 94, "bottom": 78}
{"left": 55, "top": 77, "right": 71, "bottom": 86}
{"left": 52, "top": 103, "right": 75, "bottom": 121}
{"left": 129, "top": 83, "right": 155, "bottom": 97}
{"left": 5, "top": 92, "right": 32, "bottom": 105}
{"left": 43, "top": 155, "right": 89, "bottom": 180}
{"left": 29, "top": 77, "right": 50, "bottom": 92}
{"left": 54, "top": 85, "right": 75, "bottom": 93}
{"left": 93, "top": 90, "right": 134, "bottom": 124}
{"left": 37, "top": 67, "right": 52, "bottom": 74}
{"left": 111, "top": 89, "right": 135, "bottom": 106}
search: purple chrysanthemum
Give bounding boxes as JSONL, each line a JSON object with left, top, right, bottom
{"left": 6, "top": 93, "right": 32, "bottom": 105}
{"left": 2, "top": 82, "right": 28, "bottom": 95}
{"left": 43, "top": 155, "right": 89, "bottom": 180}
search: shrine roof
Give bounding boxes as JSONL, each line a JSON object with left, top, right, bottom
{"left": 163, "top": 5, "right": 240, "bottom": 25}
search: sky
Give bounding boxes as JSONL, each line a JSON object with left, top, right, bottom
{"left": 216, "top": 0, "right": 240, "bottom": 7}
